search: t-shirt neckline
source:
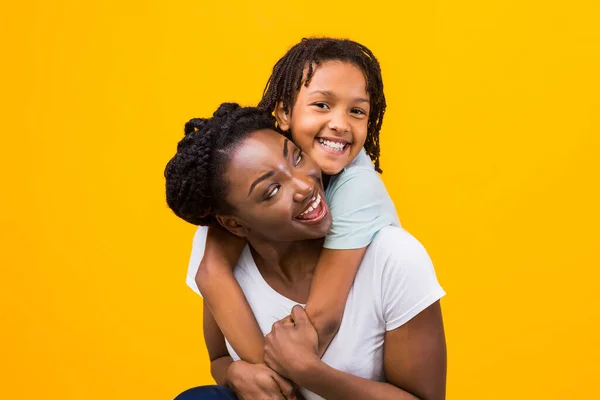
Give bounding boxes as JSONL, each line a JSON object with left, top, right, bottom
{"left": 239, "top": 246, "right": 306, "bottom": 308}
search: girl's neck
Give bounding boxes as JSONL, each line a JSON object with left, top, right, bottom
{"left": 323, "top": 174, "right": 331, "bottom": 190}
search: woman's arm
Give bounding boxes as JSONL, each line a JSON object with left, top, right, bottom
{"left": 203, "top": 302, "right": 296, "bottom": 399}
{"left": 265, "top": 304, "right": 446, "bottom": 400}
{"left": 304, "top": 247, "right": 367, "bottom": 356}
{"left": 197, "top": 225, "right": 265, "bottom": 363}
{"left": 382, "top": 301, "right": 446, "bottom": 400}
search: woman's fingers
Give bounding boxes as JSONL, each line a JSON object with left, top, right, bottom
{"left": 290, "top": 305, "right": 309, "bottom": 326}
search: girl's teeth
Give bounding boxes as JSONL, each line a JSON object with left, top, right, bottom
{"left": 318, "top": 138, "right": 346, "bottom": 150}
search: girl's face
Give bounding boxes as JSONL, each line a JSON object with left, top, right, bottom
{"left": 221, "top": 129, "right": 332, "bottom": 242}
{"left": 277, "top": 61, "right": 370, "bottom": 176}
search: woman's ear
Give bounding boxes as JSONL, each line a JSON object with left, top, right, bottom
{"left": 216, "top": 215, "right": 250, "bottom": 238}
{"left": 274, "top": 101, "right": 291, "bottom": 132}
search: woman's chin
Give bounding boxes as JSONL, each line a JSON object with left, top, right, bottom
{"left": 293, "top": 217, "right": 332, "bottom": 240}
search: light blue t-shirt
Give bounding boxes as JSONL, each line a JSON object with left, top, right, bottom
{"left": 323, "top": 150, "right": 401, "bottom": 250}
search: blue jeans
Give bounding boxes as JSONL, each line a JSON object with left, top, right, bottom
{"left": 174, "top": 386, "right": 238, "bottom": 400}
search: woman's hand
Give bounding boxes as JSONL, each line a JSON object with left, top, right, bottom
{"left": 264, "top": 305, "right": 320, "bottom": 381}
{"left": 226, "top": 360, "right": 296, "bottom": 400}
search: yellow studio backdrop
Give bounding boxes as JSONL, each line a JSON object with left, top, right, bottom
{"left": 1, "top": 0, "right": 599, "bottom": 399}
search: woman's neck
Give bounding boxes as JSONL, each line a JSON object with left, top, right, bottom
{"left": 247, "top": 237, "right": 323, "bottom": 291}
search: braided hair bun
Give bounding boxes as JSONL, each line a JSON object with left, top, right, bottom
{"left": 165, "top": 103, "right": 279, "bottom": 226}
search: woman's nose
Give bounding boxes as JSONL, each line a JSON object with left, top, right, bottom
{"left": 292, "top": 176, "right": 314, "bottom": 203}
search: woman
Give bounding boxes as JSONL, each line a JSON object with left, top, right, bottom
{"left": 165, "top": 104, "right": 447, "bottom": 399}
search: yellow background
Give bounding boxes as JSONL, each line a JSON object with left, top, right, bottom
{"left": 2, "top": 0, "right": 599, "bottom": 399}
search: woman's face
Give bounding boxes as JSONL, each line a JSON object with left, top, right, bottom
{"left": 279, "top": 60, "right": 370, "bottom": 176}
{"left": 222, "top": 129, "right": 332, "bottom": 242}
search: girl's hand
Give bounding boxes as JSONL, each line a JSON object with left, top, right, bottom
{"left": 227, "top": 360, "right": 296, "bottom": 400}
{"left": 205, "top": 224, "right": 247, "bottom": 267}
{"left": 264, "top": 306, "right": 320, "bottom": 381}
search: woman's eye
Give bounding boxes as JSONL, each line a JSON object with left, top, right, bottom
{"left": 267, "top": 185, "right": 280, "bottom": 199}
{"left": 295, "top": 151, "right": 303, "bottom": 166}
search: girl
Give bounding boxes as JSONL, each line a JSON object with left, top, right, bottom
{"left": 190, "top": 38, "right": 401, "bottom": 362}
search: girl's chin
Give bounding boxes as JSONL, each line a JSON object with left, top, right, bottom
{"left": 318, "top": 162, "right": 345, "bottom": 176}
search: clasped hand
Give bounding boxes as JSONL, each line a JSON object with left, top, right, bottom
{"left": 264, "top": 305, "right": 320, "bottom": 381}
{"left": 227, "top": 306, "right": 319, "bottom": 399}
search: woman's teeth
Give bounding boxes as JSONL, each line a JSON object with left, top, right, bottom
{"left": 299, "top": 194, "right": 321, "bottom": 216}
{"left": 318, "top": 138, "right": 347, "bottom": 151}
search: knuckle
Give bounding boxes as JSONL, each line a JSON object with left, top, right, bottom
{"left": 258, "top": 373, "right": 273, "bottom": 384}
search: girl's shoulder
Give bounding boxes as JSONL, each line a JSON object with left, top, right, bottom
{"left": 326, "top": 149, "right": 381, "bottom": 199}
{"left": 346, "top": 149, "right": 375, "bottom": 170}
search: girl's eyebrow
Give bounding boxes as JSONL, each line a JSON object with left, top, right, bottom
{"left": 308, "top": 90, "right": 334, "bottom": 97}
{"left": 308, "top": 90, "right": 369, "bottom": 103}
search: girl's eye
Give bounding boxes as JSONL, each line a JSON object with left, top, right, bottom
{"left": 351, "top": 108, "right": 367, "bottom": 116}
{"left": 295, "top": 151, "right": 303, "bottom": 166}
{"left": 266, "top": 185, "right": 280, "bottom": 199}
{"left": 312, "top": 102, "right": 329, "bottom": 110}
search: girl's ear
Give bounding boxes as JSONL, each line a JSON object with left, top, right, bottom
{"left": 274, "top": 101, "right": 291, "bottom": 132}
{"left": 215, "top": 215, "right": 250, "bottom": 238}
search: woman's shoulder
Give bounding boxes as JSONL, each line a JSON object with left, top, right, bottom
{"left": 361, "top": 226, "right": 439, "bottom": 284}
{"left": 186, "top": 225, "right": 209, "bottom": 296}
{"left": 369, "top": 227, "right": 431, "bottom": 265}
{"left": 362, "top": 226, "right": 445, "bottom": 330}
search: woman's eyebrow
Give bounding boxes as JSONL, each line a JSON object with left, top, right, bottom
{"left": 248, "top": 170, "right": 276, "bottom": 197}
{"left": 283, "top": 138, "right": 289, "bottom": 158}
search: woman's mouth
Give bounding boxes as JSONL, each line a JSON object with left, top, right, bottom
{"left": 295, "top": 193, "right": 327, "bottom": 224}
{"left": 316, "top": 138, "right": 350, "bottom": 155}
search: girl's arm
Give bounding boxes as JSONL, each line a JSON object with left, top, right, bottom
{"left": 304, "top": 247, "right": 366, "bottom": 355}
{"left": 196, "top": 225, "right": 265, "bottom": 363}
{"left": 306, "top": 154, "right": 400, "bottom": 355}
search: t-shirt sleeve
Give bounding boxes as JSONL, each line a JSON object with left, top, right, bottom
{"left": 323, "top": 160, "right": 400, "bottom": 250}
{"left": 185, "top": 225, "right": 209, "bottom": 297}
{"left": 375, "top": 228, "right": 446, "bottom": 331}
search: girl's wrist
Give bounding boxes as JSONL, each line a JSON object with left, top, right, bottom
{"left": 290, "top": 354, "right": 323, "bottom": 386}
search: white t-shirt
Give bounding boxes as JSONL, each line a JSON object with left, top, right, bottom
{"left": 187, "top": 226, "right": 445, "bottom": 400}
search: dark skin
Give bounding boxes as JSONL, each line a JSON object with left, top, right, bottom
{"left": 204, "top": 129, "right": 447, "bottom": 400}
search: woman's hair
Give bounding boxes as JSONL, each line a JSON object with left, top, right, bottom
{"left": 258, "top": 37, "right": 387, "bottom": 172}
{"left": 165, "top": 103, "right": 279, "bottom": 226}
